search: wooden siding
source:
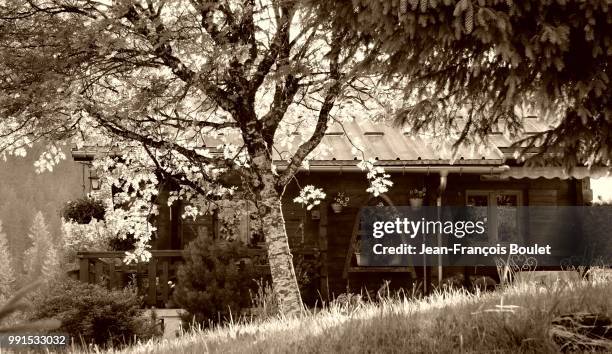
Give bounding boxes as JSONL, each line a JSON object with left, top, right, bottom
{"left": 153, "top": 171, "right": 585, "bottom": 297}
{"left": 282, "top": 172, "right": 584, "bottom": 296}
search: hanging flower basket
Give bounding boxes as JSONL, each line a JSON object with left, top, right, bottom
{"left": 331, "top": 202, "right": 343, "bottom": 213}
{"left": 408, "top": 188, "right": 426, "bottom": 209}
{"left": 331, "top": 192, "right": 349, "bottom": 214}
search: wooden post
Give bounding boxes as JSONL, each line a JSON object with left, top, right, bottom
{"left": 79, "top": 257, "right": 89, "bottom": 283}
{"left": 161, "top": 260, "right": 170, "bottom": 305}
{"left": 318, "top": 202, "right": 329, "bottom": 301}
{"left": 136, "top": 262, "right": 144, "bottom": 297}
{"left": 121, "top": 262, "right": 128, "bottom": 289}
{"left": 94, "top": 260, "right": 103, "bottom": 285}
{"left": 108, "top": 262, "right": 116, "bottom": 289}
{"left": 148, "top": 258, "right": 157, "bottom": 307}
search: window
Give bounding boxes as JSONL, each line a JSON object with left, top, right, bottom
{"left": 214, "top": 200, "right": 261, "bottom": 246}
{"left": 466, "top": 190, "right": 522, "bottom": 242}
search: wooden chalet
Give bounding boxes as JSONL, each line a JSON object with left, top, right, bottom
{"left": 71, "top": 117, "right": 608, "bottom": 307}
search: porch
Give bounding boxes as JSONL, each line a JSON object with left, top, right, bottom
{"left": 75, "top": 248, "right": 319, "bottom": 308}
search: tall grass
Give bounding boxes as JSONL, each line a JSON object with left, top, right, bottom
{"left": 88, "top": 274, "right": 612, "bottom": 354}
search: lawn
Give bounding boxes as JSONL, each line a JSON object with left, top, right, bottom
{"left": 94, "top": 274, "right": 612, "bottom": 354}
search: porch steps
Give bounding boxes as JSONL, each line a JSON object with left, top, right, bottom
{"left": 143, "top": 309, "right": 186, "bottom": 339}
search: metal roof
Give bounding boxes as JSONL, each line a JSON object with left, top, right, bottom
{"left": 269, "top": 117, "right": 554, "bottom": 166}
{"left": 72, "top": 117, "right": 552, "bottom": 167}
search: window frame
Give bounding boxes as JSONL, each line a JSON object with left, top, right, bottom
{"left": 465, "top": 190, "right": 523, "bottom": 242}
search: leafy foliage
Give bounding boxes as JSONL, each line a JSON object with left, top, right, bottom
{"left": 0, "top": 0, "right": 393, "bottom": 261}
{"left": 313, "top": 0, "right": 611, "bottom": 167}
{"left": 61, "top": 197, "right": 106, "bottom": 224}
{"left": 0, "top": 220, "right": 15, "bottom": 301}
{"left": 29, "top": 278, "right": 161, "bottom": 348}
{"left": 61, "top": 218, "right": 114, "bottom": 262}
{"left": 173, "top": 238, "right": 257, "bottom": 328}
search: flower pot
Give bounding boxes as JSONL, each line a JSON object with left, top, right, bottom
{"left": 355, "top": 253, "right": 363, "bottom": 266}
{"left": 409, "top": 198, "right": 423, "bottom": 209}
{"left": 331, "top": 202, "right": 343, "bottom": 214}
{"left": 355, "top": 253, "right": 371, "bottom": 266}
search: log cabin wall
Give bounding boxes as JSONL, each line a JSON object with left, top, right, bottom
{"left": 154, "top": 170, "right": 586, "bottom": 298}
{"left": 282, "top": 172, "right": 586, "bottom": 298}
{"left": 283, "top": 171, "right": 426, "bottom": 297}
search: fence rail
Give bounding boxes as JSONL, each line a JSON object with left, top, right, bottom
{"left": 76, "top": 248, "right": 317, "bottom": 307}
{"left": 77, "top": 250, "right": 185, "bottom": 307}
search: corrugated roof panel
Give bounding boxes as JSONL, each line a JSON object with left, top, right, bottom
{"left": 322, "top": 134, "right": 354, "bottom": 160}
{"left": 363, "top": 135, "right": 394, "bottom": 160}
{"left": 488, "top": 133, "right": 512, "bottom": 148}
{"left": 523, "top": 117, "right": 550, "bottom": 133}
{"left": 410, "top": 135, "right": 441, "bottom": 160}
{"left": 358, "top": 119, "right": 380, "bottom": 134}
{"left": 380, "top": 130, "right": 413, "bottom": 160}
{"left": 200, "top": 117, "right": 527, "bottom": 164}
{"left": 272, "top": 134, "right": 301, "bottom": 161}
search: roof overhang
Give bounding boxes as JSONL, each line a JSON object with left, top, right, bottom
{"left": 502, "top": 166, "right": 612, "bottom": 180}
{"left": 278, "top": 162, "right": 509, "bottom": 174}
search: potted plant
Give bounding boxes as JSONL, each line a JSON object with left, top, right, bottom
{"left": 354, "top": 238, "right": 363, "bottom": 266}
{"left": 331, "top": 192, "right": 349, "bottom": 213}
{"left": 408, "top": 188, "right": 426, "bottom": 209}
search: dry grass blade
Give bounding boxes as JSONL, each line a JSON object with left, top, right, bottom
{"left": 550, "top": 325, "right": 612, "bottom": 352}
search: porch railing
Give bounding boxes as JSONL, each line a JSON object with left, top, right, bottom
{"left": 76, "top": 248, "right": 317, "bottom": 308}
{"left": 77, "top": 250, "right": 185, "bottom": 307}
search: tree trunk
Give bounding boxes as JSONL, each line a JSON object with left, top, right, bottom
{"left": 257, "top": 171, "right": 304, "bottom": 316}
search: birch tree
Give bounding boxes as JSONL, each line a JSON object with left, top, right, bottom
{"left": 0, "top": 1, "right": 395, "bottom": 314}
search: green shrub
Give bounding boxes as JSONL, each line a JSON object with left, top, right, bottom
{"left": 61, "top": 197, "right": 105, "bottom": 224}
{"left": 29, "top": 278, "right": 161, "bottom": 348}
{"left": 173, "top": 238, "right": 257, "bottom": 328}
{"left": 293, "top": 254, "right": 321, "bottom": 306}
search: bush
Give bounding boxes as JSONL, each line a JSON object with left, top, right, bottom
{"left": 173, "top": 238, "right": 257, "bottom": 328}
{"left": 29, "top": 278, "right": 161, "bottom": 348}
{"left": 293, "top": 254, "right": 321, "bottom": 306}
{"left": 61, "top": 197, "right": 105, "bottom": 224}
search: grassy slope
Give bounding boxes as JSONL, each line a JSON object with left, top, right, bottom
{"left": 100, "top": 278, "right": 612, "bottom": 354}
